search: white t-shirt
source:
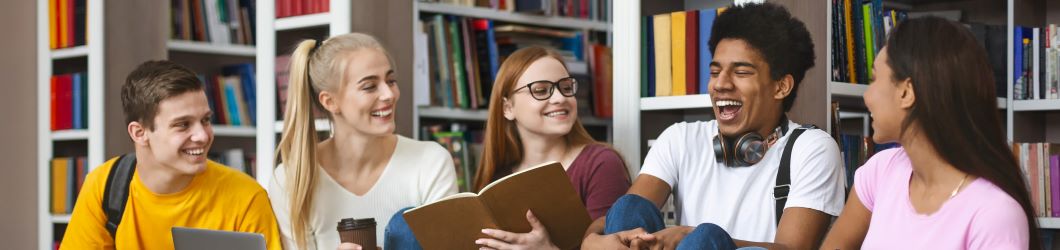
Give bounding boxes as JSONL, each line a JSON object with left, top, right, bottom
{"left": 268, "top": 135, "right": 458, "bottom": 250}
{"left": 641, "top": 120, "right": 845, "bottom": 243}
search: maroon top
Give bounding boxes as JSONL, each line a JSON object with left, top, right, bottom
{"left": 566, "top": 144, "right": 631, "bottom": 220}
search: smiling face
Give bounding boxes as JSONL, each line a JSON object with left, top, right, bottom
{"left": 504, "top": 57, "right": 577, "bottom": 139}
{"left": 320, "top": 48, "right": 399, "bottom": 136}
{"left": 709, "top": 38, "right": 788, "bottom": 137}
{"left": 139, "top": 90, "right": 214, "bottom": 175}
{"left": 864, "top": 47, "right": 911, "bottom": 144}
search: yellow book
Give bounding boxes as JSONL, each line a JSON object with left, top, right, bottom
{"left": 51, "top": 158, "right": 69, "bottom": 214}
{"left": 718, "top": 7, "right": 727, "bottom": 14}
{"left": 49, "top": 0, "right": 57, "bottom": 49}
{"left": 58, "top": 0, "right": 68, "bottom": 48}
{"left": 670, "top": 11, "right": 687, "bottom": 96}
{"left": 653, "top": 14, "right": 672, "bottom": 96}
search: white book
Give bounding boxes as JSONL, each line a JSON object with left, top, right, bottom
{"left": 203, "top": 0, "right": 230, "bottom": 44}
{"left": 1034, "top": 28, "right": 1041, "bottom": 100}
{"left": 224, "top": 148, "right": 246, "bottom": 173}
{"left": 413, "top": 23, "right": 431, "bottom": 107}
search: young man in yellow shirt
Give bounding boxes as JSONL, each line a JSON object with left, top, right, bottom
{"left": 61, "top": 61, "right": 282, "bottom": 249}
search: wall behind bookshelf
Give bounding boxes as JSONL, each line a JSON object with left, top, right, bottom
{"left": 2, "top": 0, "right": 40, "bottom": 248}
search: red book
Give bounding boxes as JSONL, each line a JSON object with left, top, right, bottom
{"left": 50, "top": 76, "right": 58, "bottom": 130}
{"left": 66, "top": 0, "right": 74, "bottom": 48}
{"left": 591, "top": 45, "right": 613, "bottom": 118}
{"left": 275, "top": 0, "right": 284, "bottom": 17}
{"left": 57, "top": 74, "right": 74, "bottom": 130}
{"left": 685, "top": 10, "right": 699, "bottom": 95}
{"left": 293, "top": 0, "right": 303, "bottom": 16}
{"left": 323, "top": 0, "right": 329, "bottom": 12}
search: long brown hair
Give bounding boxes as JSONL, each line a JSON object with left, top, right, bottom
{"left": 886, "top": 16, "right": 1040, "bottom": 248}
{"left": 473, "top": 47, "right": 599, "bottom": 191}
{"left": 275, "top": 33, "right": 394, "bottom": 249}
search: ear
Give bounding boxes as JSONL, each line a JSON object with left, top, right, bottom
{"left": 127, "top": 121, "right": 149, "bottom": 146}
{"left": 898, "top": 79, "right": 916, "bottom": 109}
{"left": 773, "top": 74, "right": 794, "bottom": 100}
{"left": 318, "top": 90, "right": 340, "bottom": 114}
{"left": 503, "top": 97, "right": 515, "bottom": 121}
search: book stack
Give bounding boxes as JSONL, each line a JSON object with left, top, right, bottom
{"left": 48, "top": 0, "right": 87, "bottom": 49}
{"left": 50, "top": 73, "right": 88, "bottom": 131}
{"left": 171, "top": 0, "right": 257, "bottom": 45}
{"left": 1013, "top": 25, "right": 1060, "bottom": 100}
{"left": 201, "top": 63, "right": 257, "bottom": 126}
{"left": 423, "top": 123, "right": 484, "bottom": 193}
{"left": 420, "top": 0, "right": 610, "bottom": 22}
{"left": 1013, "top": 143, "right": 1060, "bottom": 217}
{"left": 829, "top": 0, "right": 907, "bottom": 85}
{"left": 50, "top": 157, "right": 88, "bottom": 214}
{"left": 275, "top": 0, "right": 328, "bottom": 18}
{"left": 640, "top": 8, "right": 719, "bottom": 98}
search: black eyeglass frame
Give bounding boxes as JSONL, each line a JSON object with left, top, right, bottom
{"left": 511, "top": 77, "right": 579, "bottom": 101}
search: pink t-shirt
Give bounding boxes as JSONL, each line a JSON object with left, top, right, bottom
{"left": 855, "top": 148, "right": 1029, "bottom": 250}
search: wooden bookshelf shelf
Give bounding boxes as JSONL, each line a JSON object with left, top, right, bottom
{"left": 640, "top": 94, "right": 713, "bottom": 111}
{"left": 167, "top": 40, "right": 256, "bottom": 57}
{"left": 1012, "top": 99, "right": 1060, "bottom": 112}
{"left": 50, "top": 46, "right": 89, "bottom": 59}
{"left": 274, "top": 13, "right": 331, "bottom": 31}
{"left": 829, "top": 81, "right": 867, "bottom": 98}
{"left": 417, "top": 106, "right": 610, "bottom": 126}
{"left": 273, "top": 119, "right": 332, "bottom": 133}
{"left": 51, "top": 214, "right": 71, "bottom": 224}
{"left": 212, "top": 125, "right": 257, "bottom": 137}
{"left": 1039, "top": 217, "right": 1060, "bottom": 229}
{"left": 417, "top": 2, "right": 609, "bottom": 31}
{"left": 51, "top": 129, "right": 89, "bottom": 141}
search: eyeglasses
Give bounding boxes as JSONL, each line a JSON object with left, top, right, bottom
{"left": 511, "top": 77, "right": 578, "bottom": 101}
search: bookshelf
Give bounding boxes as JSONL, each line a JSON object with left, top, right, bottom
{"left": 410, "top": 1, "right": 615, "bottom": 147}
{"left": 37, "top": 0, "right": 104, "bottom": 248}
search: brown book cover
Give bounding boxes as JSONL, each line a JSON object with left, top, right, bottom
{"left": 403, "top": 162, "right": 591, "bottom": 250}
{"left": 685, "top": 10, "right": 699, "bottom": 95}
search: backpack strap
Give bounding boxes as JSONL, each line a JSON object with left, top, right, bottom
{"left": 103, "top": 153, "right": 136, "bottom": 238}
{"left": 774, "top": 125, "right": 816, "bottom": 226}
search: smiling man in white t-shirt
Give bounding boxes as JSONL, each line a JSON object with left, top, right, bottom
{"left": 582, "top": 3, "right": 845, "bottom": 250}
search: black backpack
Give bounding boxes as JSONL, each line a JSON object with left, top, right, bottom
{"left": 101, "top": 153, "right": 137, "bottom": 238}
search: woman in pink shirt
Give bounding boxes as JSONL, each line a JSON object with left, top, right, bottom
{"left": 821, "top": 17, "right": 1039, "bottom": 249}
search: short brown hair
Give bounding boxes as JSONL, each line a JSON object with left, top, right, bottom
{"left": 121, "top": 60, "right": 203, "bottom": 130}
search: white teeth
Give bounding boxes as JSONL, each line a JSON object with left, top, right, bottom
{"left": 183, "top": 148, "right": 204, "bottom": 156}
{"left": 545, "top": 111, "right": 568, "bottom": 117}
{"left": 716, "top": 100, "right": 743, "bottom": 107}
{"left": 372, "top": 109, "right": 392, "bottom": 117}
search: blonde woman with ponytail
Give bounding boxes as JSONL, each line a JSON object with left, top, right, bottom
{"left": 269, "top": 33, "right": 458, "bottom": 250}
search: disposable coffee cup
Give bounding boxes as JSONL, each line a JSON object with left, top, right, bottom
{"left": 337, "top": 218, "right": 376, "bottom": 249}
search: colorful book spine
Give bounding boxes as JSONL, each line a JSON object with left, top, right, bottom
{"left": 653, "top": 14, "right": 673, "bottom": 97}
{"left": 670, "top": 11, "right": 687, "bottom": 96}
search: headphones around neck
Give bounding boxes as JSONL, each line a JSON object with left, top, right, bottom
{"left": 713, "top": 118, "right": 790, "bottom": 167}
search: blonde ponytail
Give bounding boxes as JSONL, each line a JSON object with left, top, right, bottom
{"left": 274, "top": 33, "right": 393, "bottom": 249}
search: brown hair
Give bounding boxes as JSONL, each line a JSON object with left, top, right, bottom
{"left": 275, "top": 33, "right": 394, "bottom": 249}
{"left": 121, "top": 60, "right": 203, "bottom": 130}
{"left": 472, "top": 47, "right": 601, "bottom": 191}
{"left": 886, "top": 16, "right": 1040, "bottom": 248}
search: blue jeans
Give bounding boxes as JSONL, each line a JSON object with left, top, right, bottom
{"left": 383, "top": 207, "right": 423, "bottom": 250}
{"left": 604, "top": 194, "right": 751, "bottom": 250}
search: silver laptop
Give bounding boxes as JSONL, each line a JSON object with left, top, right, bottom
{"left": 171, "top": 227, "right": 266, "bottom": 250}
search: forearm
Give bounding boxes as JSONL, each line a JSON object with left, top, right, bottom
{"left": 584, "top": 216, "right": 606, "bottom": 237}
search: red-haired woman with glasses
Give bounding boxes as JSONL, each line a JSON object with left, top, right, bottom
{"left": 471, "top": 46, "right": 631, "bottom": 250}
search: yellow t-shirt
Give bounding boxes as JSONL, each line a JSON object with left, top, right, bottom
{"left": 60, "top": 157, "right": 282, "bottom": 250}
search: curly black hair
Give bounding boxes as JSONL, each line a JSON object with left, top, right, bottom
{"left": 708, "top": 2, "right": 815, "bottom": 111}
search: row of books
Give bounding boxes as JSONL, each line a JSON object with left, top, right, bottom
{"left": 640, "top": 8, "right": 720, "bottom": 98}
{"left": 1014, "top": 143, "right": 1060, "bottom": 217}
{"left": 50, "top": 73, "right": 88, "bottom": 131}
{"left": 1013, "top": 25, "right": 1060, "bottom": 100}
{"left": 837, "top": 134, "right": 898, "bottom": 188}
{"left": 171, "top": 0, "right": 257, "bottom": 45}
{"left": 422, "top": 123, "right": 484, "bottom": 193}
{"left": 421, "top": 0, "right": 610, "bottom": 22}
{"left": 202, "top": 64, "right": 257, "bottom": 126}
{"left": 50, "top": 157, "right": 87, "bottom": 215}
{"left": 209, "top": 148, "right": 257, "bottom": 177}
{"left": 829, "top": 0, "right": 906, "bottom": 85}
{"left": 275, "top": 0, "right": 328, "bottom": 18}
{"left": 48, "top": 0, "right": 86, "bottom": 50}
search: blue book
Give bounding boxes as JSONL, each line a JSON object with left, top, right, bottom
{"left": 1014, "top": 26, "right": 1023, "bottom": 99}
{"left": 223, "top": 80, "right": 241, "bottom": 126}
{"left": 72, "top": 73, "right": 82, "bottom": 129}
{"left": 646, "top": 16, "right": 655, "bottom": 97}
{"left": 223, "top": 64, "right": 257, "bottom": 124}
{"left": 699, "top": 9, "right": 716, "bottom": 94}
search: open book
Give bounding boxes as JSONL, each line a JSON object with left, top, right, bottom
{"left": 402, "top": 161, "right": 592, "bottom": 249}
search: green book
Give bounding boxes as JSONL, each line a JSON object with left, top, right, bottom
{"left": 862, "top": 4, "right": 874, "bottom": 80}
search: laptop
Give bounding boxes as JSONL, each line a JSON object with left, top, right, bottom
{"left": 171, "top": 227, "right": 266, "bottom": 250}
